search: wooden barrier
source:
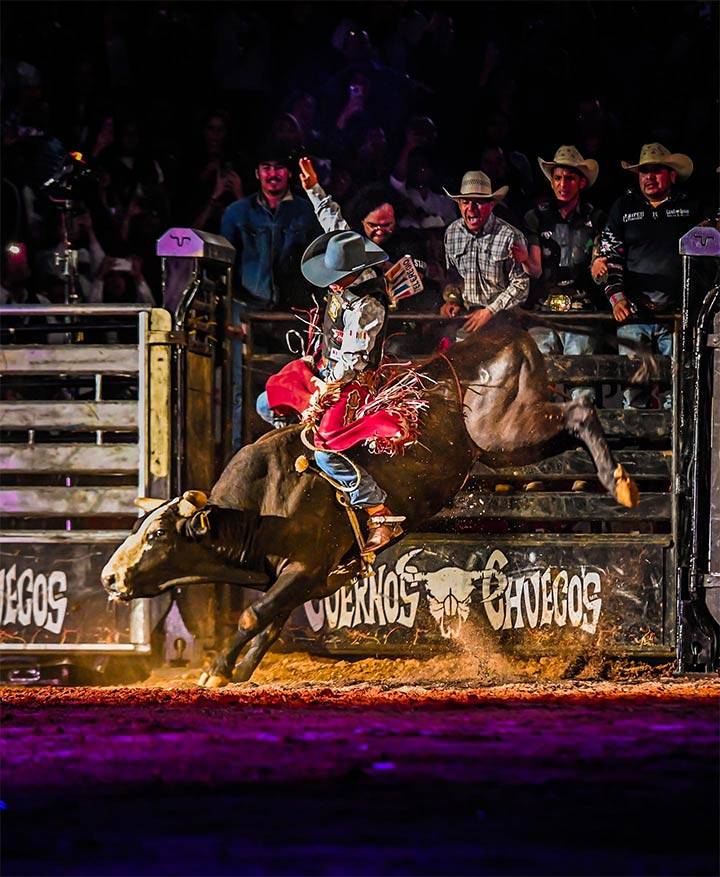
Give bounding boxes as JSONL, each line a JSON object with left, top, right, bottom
{"left": 0, "top": 306, "right": 172, "bottom": 665}
{"left": 0, "top": 230, "right": 237, "bottom": 680}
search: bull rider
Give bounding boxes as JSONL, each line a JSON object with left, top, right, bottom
{"left": 256, "top": 229, "right": 426, "bottom": 556}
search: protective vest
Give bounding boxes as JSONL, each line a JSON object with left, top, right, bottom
{"left": 321, "top": 276, "right": 389, "bottom": 374}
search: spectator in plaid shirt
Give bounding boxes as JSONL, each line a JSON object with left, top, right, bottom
{"left": 440, "top": 170, "right": 529, "bottom": 339}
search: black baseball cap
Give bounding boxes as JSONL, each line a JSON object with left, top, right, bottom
{"left": 256, "top": 138, "right": 295, "bottom": 169}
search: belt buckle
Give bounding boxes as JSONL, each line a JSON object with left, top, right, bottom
{"left": 546, "top": 293, "right": 572, "bottom": 313}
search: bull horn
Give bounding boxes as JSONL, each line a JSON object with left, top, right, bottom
{"left": 135, "top": 496, "right": 166, "bottom": 513}
{"left": 178, "top": 490, "right": 208, "bottom": 518}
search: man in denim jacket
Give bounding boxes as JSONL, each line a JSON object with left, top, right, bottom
{"left": 220, "top": 141, "right": 322, "bottom": 333}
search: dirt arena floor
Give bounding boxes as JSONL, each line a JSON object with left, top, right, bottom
{"left": 2, "top": 652, "right": 719, "bottom": 877}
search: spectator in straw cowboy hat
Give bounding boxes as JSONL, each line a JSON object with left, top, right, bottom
{"left": 514, "top": 145, "right": 606, "bottom": 401}
{"left": 596, "top": 142, "right": 702, "bottom": 408}
{"left": 440, "top": 170, "right": 529, "bottom": 339}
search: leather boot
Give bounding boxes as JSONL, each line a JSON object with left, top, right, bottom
{"left": 363, "top": 505, "right": 405, "bottom": 555}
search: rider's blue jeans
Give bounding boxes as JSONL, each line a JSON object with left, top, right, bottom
{"left": 256, "top": 391, "right": 293, "bottom": 428}
{"left": 314, "top": 451, "right": 386, "bottom": 508}
{"left": 255, "top": 392, "right": 386, "bottom": 508}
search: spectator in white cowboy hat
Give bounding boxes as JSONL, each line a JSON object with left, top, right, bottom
{"left": 514, "top": 145, "right": 607, "bottom": 402}
{"left": 440, "top": 169, "right": 529, "bottom": 339}
{"left": 595, "top": 142, "right": 703, "bottom": 408}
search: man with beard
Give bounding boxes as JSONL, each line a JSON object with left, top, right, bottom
{"left": 220, "top": 140, "right": 321, "bottom": 350}
{"left": 596, "top": 143, "right": 701, "bottom": 408}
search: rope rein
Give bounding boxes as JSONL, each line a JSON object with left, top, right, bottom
{"left": 439, "top": 352, "right": 464, "bottom": 409}
{"left": 438, "top": 351, "right": 480, "bottom": 465}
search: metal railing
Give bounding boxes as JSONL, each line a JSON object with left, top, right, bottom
{"left": 238, "top": 307, "right": 680, "bottom": 659}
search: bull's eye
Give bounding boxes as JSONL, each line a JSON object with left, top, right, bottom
{"left": 147, "top": 528, "right": 166, "bottom": 542}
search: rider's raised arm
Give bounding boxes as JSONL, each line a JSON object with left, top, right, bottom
{"left": 299, "top": 156, "right": 350, "bottom": 234}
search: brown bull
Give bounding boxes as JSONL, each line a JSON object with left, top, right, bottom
{"left": 102, "top": 317, "right": 638, "bottom": 686}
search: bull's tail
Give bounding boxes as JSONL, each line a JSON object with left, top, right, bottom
{"left": 516, "top": 307, "right": 663, "bottom": 390}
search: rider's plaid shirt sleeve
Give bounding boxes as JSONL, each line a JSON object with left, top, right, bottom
{"left": 444, "top": 214, "right": 529, "bottom": 312}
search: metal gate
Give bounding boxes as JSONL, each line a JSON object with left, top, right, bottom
{"left": 0, "top": 305, "right": 167, "bottom": 680}
{"left": 675, "top": 225, "right": 720, "bottom": 671}
{"left": 0, "top": 228, "right": 235, "bottom": 680}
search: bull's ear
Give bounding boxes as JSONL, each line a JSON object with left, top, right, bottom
{"left": 135, "top": 497, "right": 166, "bottom": 513}
{"left": 177, "top": 490, "right": 208, "bottom": 518}
{"left": 185, "top": 508, "right": 212, "bottom": 540}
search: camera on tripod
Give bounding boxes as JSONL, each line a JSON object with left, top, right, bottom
{"left": 41, "top": 152, "right": 101, "bottom": 306}
{"left": 42, "top": 151, "right": 99, "bottom": 206}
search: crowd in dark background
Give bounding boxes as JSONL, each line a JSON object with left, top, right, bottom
{"left": 2, "top": 0, "right": 718, "bottom": 308}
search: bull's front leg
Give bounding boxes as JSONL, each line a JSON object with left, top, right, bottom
{"left": 198, "top": 612, "right": 290, "bottom": 688}
{"left": 234, "top": 612, "right": 291, "bottom": 682}
{"left": 198, "top": 565, "right": 315, "bottom": 688}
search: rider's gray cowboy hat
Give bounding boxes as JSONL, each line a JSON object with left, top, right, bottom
{"left": 621, "top": 142, "right": 693, "bottom": 181}
{"left": 538, "top": 145, "right": 599, "bottom": 188}
{"left": 301, "top": 230, "right": 388, "bottom": 288}
{"left": 443, "top": 170, "right": 508, "bottom": 202}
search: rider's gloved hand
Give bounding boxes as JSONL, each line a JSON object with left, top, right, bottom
{"left": 309, "top": 376, "right": 341, "bottom": 408}
{"left": 320, "top": 381, "right": 342, "bottom": 405}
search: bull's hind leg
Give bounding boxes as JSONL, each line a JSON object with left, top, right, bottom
{"left": 562, "top": 398, "right": 639, "bottom": 507}
{"left": 504, "top": 397, "right": 639, "bottom": 506}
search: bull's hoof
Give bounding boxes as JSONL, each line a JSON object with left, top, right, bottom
{"left": 614, "top": 465, "right": 640, "bottom": 508}
{"left": 197, "top": 671, "right": 231, "bottom": 689}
